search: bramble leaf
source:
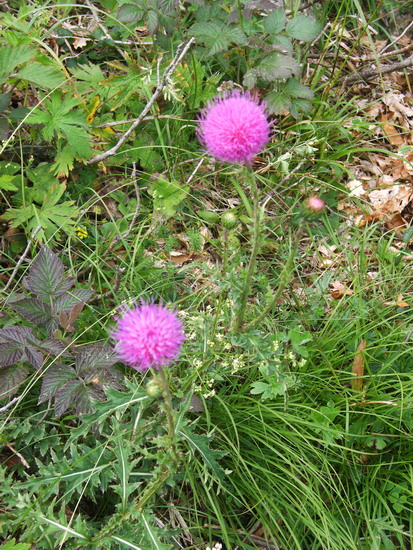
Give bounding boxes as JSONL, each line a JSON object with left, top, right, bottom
{"left": 263, "top": 8, "right": 286, "bottom": 35}
{"left": 256, "top": 53, "right": 300, "bottom": 81}
{"left": 54, "top": 289, "right": 94, "bottom": 313}
{"left": 190, "top": 22, "right": 247, "bottom": 55}
{"left": 11, "top": 297, "right": 53, "bottom": 324}
{"left": 39, "top": 363, "right": 77, "bottom": 403}
{"left": 285, "top": 15, "right": 322, "bottom": 42}
{"left": 0, "top": 363, "right": 30, "bottom": 398}
{"left": 22, "top": 246, "right": 64, "bottom": 299}
{"left": 76, "top": 345, "right": 118, "bottom": 374}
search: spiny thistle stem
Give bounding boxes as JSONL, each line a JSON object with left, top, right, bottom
{"left": 234, "top": 168, "right": 261, "bottom": 332}
{"left": 156, "top": 368, "right": 179, "bottom": 465}
{"left": 243, "top": 228, "right": 302, "bottom": 332}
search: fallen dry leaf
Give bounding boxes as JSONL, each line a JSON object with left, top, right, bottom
{"left": 329, "top": 280, "right": 354, "bottom": 300}
{"left": 384, "top": 294, "right": 409, "bottom": 308}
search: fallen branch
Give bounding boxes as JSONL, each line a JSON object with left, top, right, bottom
{"left": 0, "top": 396, "right": 20, "bottom": 414}
{"left": 344, "top": 54, "right": 413, "bottom": 85}
{"left": 89, "top": 37, "right": 196, "bottom": 165}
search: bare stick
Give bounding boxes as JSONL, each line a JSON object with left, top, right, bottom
{"left": 84, "top": 0, "right": 127, "bottom": 60}
{"left": 344, "top": 54, "right": 413, "bottom": 85}
{"left": 1, "top": 225, "right": 42, "bottom": 294}
{"left": 0, "top": 396, "right": 19, "bottom": 414}
{"left": 89, "top": 37, "right": 196, "bottom": 165}
{"left": 379, "top": 21, "right": 413, "bottom": 55}
{"left": 96, "top": 114, "right": 194, "bottom": 128}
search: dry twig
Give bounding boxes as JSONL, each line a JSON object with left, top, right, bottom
{"left": 89, "top": 37, "right": 196, "bottom": 165}
{"left": 344, "top": 54, "right": 413, "bottom": 84}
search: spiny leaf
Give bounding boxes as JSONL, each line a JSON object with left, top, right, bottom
{"left": 22, "top": 246, "right": 64, "bottom": 299}
{"left": 179, "top": 426, "right": 226, "bottom": 480}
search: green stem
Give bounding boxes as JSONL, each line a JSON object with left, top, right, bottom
{"left": 243, "top": 229, "right": 302, "bottom": 332}
{"left": 222, "top": 228, "right": 229, "bottom": 276}
{"left": 157, "top": 368, "right": 179, "bottom": 465}
{"left": 234, "top": 169, "right": 261, "bottom": 333}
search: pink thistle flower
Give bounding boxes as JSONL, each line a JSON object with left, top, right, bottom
{"left": 112, "top": 303, "right": 185, "bottom": 371}
{"left": 198, "top": 91, "right": 270, "bottom": 164}
{"left": 305, "top": 196, "right": 326, "bottom": 214}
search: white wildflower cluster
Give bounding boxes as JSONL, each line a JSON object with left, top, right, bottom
{"left": 206, "top": 543, "right": 222, "bottom": 550}
{"left": 194, "top": 377, "right": 216, "bottom": 399}
{"left": 231, "top": 355, "right": 245, "bottom": 374}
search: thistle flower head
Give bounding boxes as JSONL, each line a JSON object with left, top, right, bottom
{"left": 198, "top": 91, "right": 270, "bottom": 164}
{"left": 112, "top": 302, "right": 185, "bottom": 371}
{"left": 305, "top": 196, "right": 326, "bottom": 214}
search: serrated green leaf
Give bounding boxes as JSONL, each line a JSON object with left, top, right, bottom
{"left": 117, "top": 4, "right": 144, "bottom": 23}
{"left": 289, "top": 97, "right": 313, "bottom": 118}
{"left": 256, "top": 53, "right": 300, "bottom": 81}
{"left": 70, "top": 62, "right": 105, "bottom": 84}
{"left": 0, "top": 174, "right": 18, "bottom": 191}
{"left": 265, "top": 90, "right": 292, "bottom": 115}
{"left": 285, "top": 15, "right": 322, "bottom": 42}
{"left": 149, "top": 178, "right": 189, "bottom": 219}
{"left": 0, "top": 45, "right": 35, "bottom": 78}
{"left": 1, "top": 538, "right": 32, "bottom": 550}
{"left": 284, "top": 78, "right": 314, "bottom": 99}
{"left": 190, "top": 22, "right": 247, "bottom": 56}
{"left": 0, "top": 92, "right": 11, "bottom": 112}
{"left": 243, "top": 69, "right": 258, "bottom": 89}
{"left": 22, "top": 246, "right": 64, "bottom": 299}
{"left": 17, "top": 62, "right": 66, "bottom": 89}
{"left": 263, "top": 8, "right": 286, "bottom": 34}
{"left": 147, "top": 10, "right": 159, "bottom": 35}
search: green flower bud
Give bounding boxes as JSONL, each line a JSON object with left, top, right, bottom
{"left": 220, "top": 211, "right": 238, "bottom": 230}
{"left": 146, "top": 379, "right": 162, "bottom": 397}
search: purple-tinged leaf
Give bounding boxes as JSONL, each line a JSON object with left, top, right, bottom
{"left": 54, "top": 276, "right": 76, "bottom": 297}
{"left": 39, "top": 338, "right": 72, "bottom": 357}
{"left": 54, "top": 289, "right": 93, "bottom": 313}
{"left": 0, "top": 363, "right": 30, "bottom": 399}
{"left": 11, "top": 297, "right": 53, "bottom": 324}
{"left": 44, "top": 317, "right": 59, "bottom": 338}
{"left": 53, "top": 379, "right": 82, "bottom": 416}
{"left": 0, "top": 343, "right": 24, "bottom": 367}
{"left": 39, "top": 363, "right": 77, "bottom": 403}
{"left": 59, "top": 301, "right": 84, "bottom": 331}
{"left": 0, "top": 325, "right": 35, "bottom": 345}
{"left": 25, "top": 346, "right": 44, "bottom": 370}
{"left": 22, "top": 246, "right": 65, "bottom": 299}
{"left": 82, "top": 365, "right": 123, "bottom": 388}
{"left": 76, "top": 345, "right": 118, "bottom": 374}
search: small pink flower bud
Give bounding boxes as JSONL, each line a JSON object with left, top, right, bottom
{"left": 306, "top": 197, "right": 326, "bottom": 214}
